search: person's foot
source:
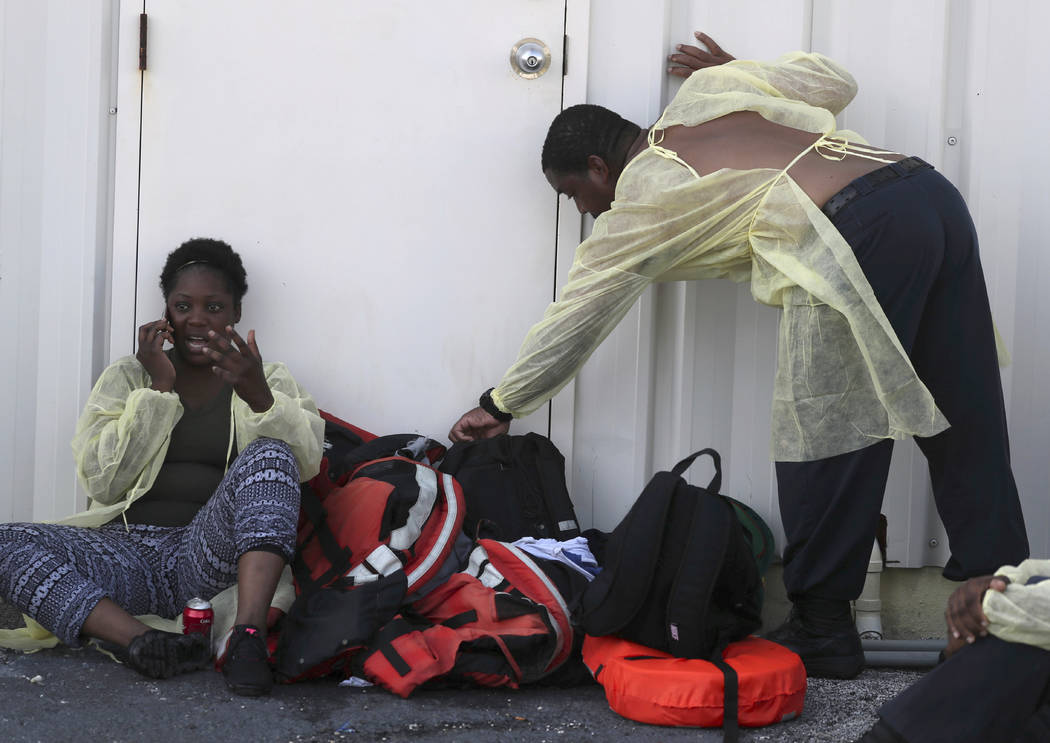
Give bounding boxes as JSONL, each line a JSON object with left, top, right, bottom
{"left": 765, "top": 599, "right": 865, "bottom": 679}
{"left": 121, "top": 629, "right": 212, "bottom": 679}
{"left": 218, "top": 624, "right": 273, "bottom": 696}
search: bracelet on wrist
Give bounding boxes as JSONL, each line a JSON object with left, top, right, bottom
{"left": 479, "top": 388, "right": 513, "bottom": 422}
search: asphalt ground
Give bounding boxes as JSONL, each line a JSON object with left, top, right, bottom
{"left": 0, "top": 600, "right": 925, "bottom": 743}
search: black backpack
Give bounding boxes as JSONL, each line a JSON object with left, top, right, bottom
{"left": 438, "top": 433, "right": 581, "bottom": 542}
{"left": 577, "top": 449, "right": 769, "bottom": 741}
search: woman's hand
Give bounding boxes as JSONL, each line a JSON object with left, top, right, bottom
{"left": 449, "top": 407, "right": 510, "bottom": 443}
{"left": 667, "top": 32, "right": 735, "bottom": 78}
{"left": 943, "top": 574, "right": 1010, "bottom": 658}
{"left": 204, "top": 326, "right": 274, "bottom": 413}
{"left": 136, "top": 318, "right": 176, "bottom": 392}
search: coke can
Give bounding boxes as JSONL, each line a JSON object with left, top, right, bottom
{"left": 183, "top": 597, "right": 213, "bottom": 642}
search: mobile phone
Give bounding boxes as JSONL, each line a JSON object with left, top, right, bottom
{"left": 163, "top": 308, "right": 173, "bottom": 345}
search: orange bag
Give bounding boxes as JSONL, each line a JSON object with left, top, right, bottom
{"left": 583, "top": 635, "right": 806, "bottom": 729}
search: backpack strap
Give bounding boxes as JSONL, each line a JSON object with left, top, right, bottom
{"left": 670, "top": 448, "right": 722, "bottom": 492}
{"left": 294, "top": 474, "right": 354, "bottom": 593}
{"left": 665, "top": 448, "right": 731, "bottom": 658}
{"left": 674, "top": 448, "right": 745, "bottom": 743}
{"left": 522, "top": 432, "right": 579, "bottom": 538}
{"left": 711, "top": 653, "right": 740, "bottom": 743}
{"left": 664, "top": 487, "right": 733, "bottom": 658}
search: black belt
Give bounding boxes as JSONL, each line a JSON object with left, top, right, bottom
{"left": 821, "top": 156, "right": 933, "bottom": 220}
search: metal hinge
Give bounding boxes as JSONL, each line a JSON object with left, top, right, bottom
{"left": 139, "top": 13, "right": 148, "bottom": 71}
{"left": 562, "top": 34, "right": 568, "bottom": 76}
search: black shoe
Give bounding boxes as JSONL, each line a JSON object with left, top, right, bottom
{"left": 121, "top": 630, "right": 211, "bottom": 679}
{"left": 219, "top": 624, "right": 273, "bottom": 697}
{"left": 765, "top": 601, "right": 865, "bottom": 679}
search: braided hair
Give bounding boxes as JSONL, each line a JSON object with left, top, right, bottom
{"left": 541, "top": 104, "right": 641, "bottom": 174}
{"left": 159, "top": 238, "right": 248, "bottom": 303}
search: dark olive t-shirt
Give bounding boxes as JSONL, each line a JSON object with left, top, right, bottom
{"left": 121, "top": 386, "right": 234, "bottom": 527}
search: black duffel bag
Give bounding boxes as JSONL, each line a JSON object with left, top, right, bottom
{"left": 439, "top": 433, "right": 581, "bottom": 542}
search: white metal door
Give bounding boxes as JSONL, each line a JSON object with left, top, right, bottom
{"left": 112, "top": 1, "right": 568, "bottom": 445}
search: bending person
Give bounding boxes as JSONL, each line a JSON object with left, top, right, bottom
{"left": 0, "top": 238, "right": 323, "bottom": 696}
{"left": 450, "top": 33, "right": 1028, "bottom": 678}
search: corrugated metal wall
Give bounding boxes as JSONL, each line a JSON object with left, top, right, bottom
{"left": 575, "top": 0, "right": 1050, "bottom": 567}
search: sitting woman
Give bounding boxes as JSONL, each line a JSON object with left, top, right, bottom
{"left": 0, "top": 238, "right": 323, "bottom": 697}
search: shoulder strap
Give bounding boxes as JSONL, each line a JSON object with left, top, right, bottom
{"left": 521, "top": 433, "right": 579, "bottom": 538}
{"left": 665, "top": 488, "right": 733, "bottom": 658}
{"left": 293, "top": 476, "right": 354, "bottom": 593}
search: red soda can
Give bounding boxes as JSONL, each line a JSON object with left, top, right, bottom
{"left": 183, "top": 597, "right": 214, "bottom": 642}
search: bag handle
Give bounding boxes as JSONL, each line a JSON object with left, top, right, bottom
{"left": 670, "top": 448, "right": 722, "bottom": 493}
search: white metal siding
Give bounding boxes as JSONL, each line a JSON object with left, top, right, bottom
{"left": 0, "top": 0, "right": 115, "bottom": 523}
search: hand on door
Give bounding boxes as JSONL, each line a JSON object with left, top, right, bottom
{"left": 667, "top": 32, "right": 735, "bottom": 78}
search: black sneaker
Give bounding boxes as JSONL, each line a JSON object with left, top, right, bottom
{"left": 219, "top": 624, "right": 273, "bottom": 696}
{"left": 120, "top": 629, "right": 211, "bottom": 679}
{"left": 765, "top": 605, "right": 865, "bottom": 679}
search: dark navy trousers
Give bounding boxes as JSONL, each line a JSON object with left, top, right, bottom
{"left": 0, "top": 438, "right": 300, "bottom": 646}
{"left": 776, "top": 163, "right": 1029, "bottom": 601}
{"left": 878, "top": 635, "right": 1050, "bottom": 743}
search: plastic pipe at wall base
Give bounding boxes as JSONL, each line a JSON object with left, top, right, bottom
{"left": 861, "top": 630, "right": 947, "bottom": 669}
{"left": 862, "top": 639, "right": 946, "bottom": 653}
{"left": 855, "top": 540, "right": 884, "bottom": 639}
{"left": 852, "top": 536, "right": 947, "bottom": 668}
{"left": 863, "top": 649, "right": 942, "bottom": 668}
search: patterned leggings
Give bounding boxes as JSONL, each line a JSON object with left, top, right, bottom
{"left": 0, "top": 438, "right": 300, "bottom": 646}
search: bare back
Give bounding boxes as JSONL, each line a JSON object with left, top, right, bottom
{"left": 656, "top": 111, "right": 902, "bottom": 209}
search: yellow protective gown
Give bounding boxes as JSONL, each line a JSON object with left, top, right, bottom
{"left": 984, "top": 559, "right": 1050, "bottom": 652}
{"left": 62, "top": 355, "right": 324, "bottom": 528}
{"left": 491, "top": 51, "right": 950, "bottom": 462}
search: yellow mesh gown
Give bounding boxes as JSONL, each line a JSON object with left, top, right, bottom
{"left": 492, "top": 52, "right": 950, "bottom": 462}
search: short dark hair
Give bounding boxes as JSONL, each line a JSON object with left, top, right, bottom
{"left": 159, "top": 238, "right": 248, "bottom": 303}
{"left": 541, "top": 104, "right": 640, "bottom": 174}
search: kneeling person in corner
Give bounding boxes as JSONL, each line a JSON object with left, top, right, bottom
{"left": 857, "top": 559, "right": 1050, "bottom": 743}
